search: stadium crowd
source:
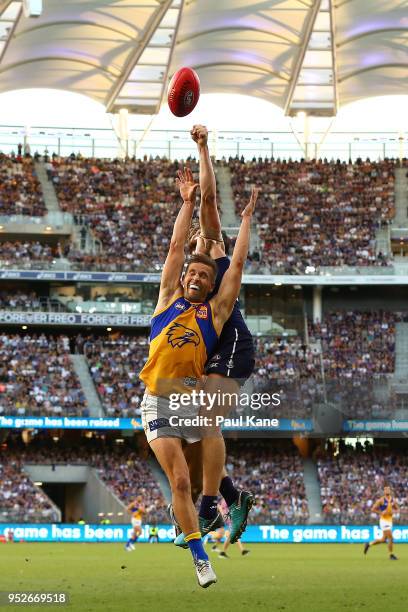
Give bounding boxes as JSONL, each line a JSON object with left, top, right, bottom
{"left": 2, "top": 436, "right": 406, "bottom": 527}
{"left": 0, "top": 289, "right": 46, "bottom": 311}
{"left": 225, "top": 442, "right": 309, "bottom": 524}
{"left": 250, "top": 310, "right": 402, "bottom": 420}
{"left": 0, "top": 334, "right": 88, "bottom": 417}
{"left": 317, "top": 443, "right": 408, "bottom": 524}
{"left": 0, "top": 451, "right": 58, "bottom": 523}
{"left": 229, "top": 158, "right": 396, "bottom": 273}
{"left": 83, "top": 334, "right": 148, "bottom": 417}
{"left": 0, "top": 443, "right": 166, "bottom": 523}
{"left": 0, "top": 241, "right": 57, "bottom": 267}
{"left": 1, "top": 438, "right": 309, "bottom": 525}
{"left": 0, "top": 154, "right": 45, "bottom": 217}
{"left": 51, "top": 156, "right": 198, "bottom": 271}
{"left": 0, "top": 308, "right": 402, "bottom": 420}
{"left": 252, "top": 335, "right": 323, "bottom": 418}
{"left": 311, "top": 310, "right": 403, "bottom": 419}
{"left": 0, "top": 154, "right": 405, "bottom": 274}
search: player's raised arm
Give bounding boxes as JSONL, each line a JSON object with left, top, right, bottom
{"left": 155, "top": 168, "right": 198, "bottom": 312}
{"left": 371, "top": 499, "right": 382, "bottom": 514}
{"left": 191, "top": 125, "right": 223, "bottom": 248}
{"left": 211, "top": 186, "right": 259, "bottom": 328}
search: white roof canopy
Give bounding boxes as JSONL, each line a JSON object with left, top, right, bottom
{"left": 0, "top": 0, "right": 406, "bottom": 117}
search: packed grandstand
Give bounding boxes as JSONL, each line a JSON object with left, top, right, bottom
{"left": 1, "top": 438, "right": 406, "bottom": 526}
{"left": 0, "top": 150, "right": 407, "bottom": 532}
{"left": 0, "top": 309, "right": 401, "bottom": 420}
{"left": 0, "top": 153, "right": 406, "bottom": 272}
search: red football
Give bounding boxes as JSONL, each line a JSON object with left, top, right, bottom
{"left": 167, "top": 67, "right": 200, "bottom": 117}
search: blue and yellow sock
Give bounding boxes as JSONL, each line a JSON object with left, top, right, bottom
{"left": 185, "top": 531, "right": 208, "bottom": 562}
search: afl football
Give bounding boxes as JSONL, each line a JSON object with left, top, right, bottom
{"left": 167, "top": 67, "right": 200, "bottom": 117}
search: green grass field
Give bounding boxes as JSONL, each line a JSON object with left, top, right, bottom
{"left": 0, "top": 543, "right": 407, "bottom": 612}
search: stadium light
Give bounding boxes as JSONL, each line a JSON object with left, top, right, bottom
{"left": 23, "top": 0, "right": 42, "bottom": 18}
{"left": 34, "top": 481, "right": 43, "bottom": 486}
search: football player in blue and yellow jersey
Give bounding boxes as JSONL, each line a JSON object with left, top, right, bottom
{"left": 125, "top": 496, "right": 145, "bottom": 551}
{"left": 139, "top": 167, "right": 258, "bottom": 588}
{"left": 364, "top": 485, "right": 399, "bottom": 560}
{"left": 170, "top": 126, "right": 256, "bottom": 551}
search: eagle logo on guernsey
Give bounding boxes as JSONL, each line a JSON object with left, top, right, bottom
{"left": 166, "top": 322, "right": 200, "bottom": 348}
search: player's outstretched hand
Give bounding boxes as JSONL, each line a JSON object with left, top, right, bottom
{"left": 176, "top": 166, "right": 199, "bottom": 203}
{"left": 241, "top": 186, "right": 260, "bottom": 218}
{"left": 190, "top": 124, "right": 208, "bottom": 146}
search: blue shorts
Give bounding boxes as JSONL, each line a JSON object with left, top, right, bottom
{"left": 205, "top": 328, "right": 255, "bottom": 383}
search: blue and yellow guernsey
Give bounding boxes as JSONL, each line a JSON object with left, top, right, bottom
{"left": 129, "top": 504, "right": 144, "bottom": 521}
{"left": 140, "top": 295, "right": 220, "bottom": 396}
{"left": 379, "top": 496, "right": 393, "bottom": 521}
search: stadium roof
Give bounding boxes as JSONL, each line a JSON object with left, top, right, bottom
{"left": 0, "top": 0, "right": 407, "bottom": 117}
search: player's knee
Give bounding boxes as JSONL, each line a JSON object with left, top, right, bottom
{"left": 172, "top": 472, "right": 191, "bottom": 496}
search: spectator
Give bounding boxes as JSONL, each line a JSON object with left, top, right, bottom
{"left": 0, "top": 333, "right": 88, "bottom": 417}
{"left": 318, "top": 442, "right": 408, "bottom": 524}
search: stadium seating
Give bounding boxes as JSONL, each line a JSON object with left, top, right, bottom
{"left": 229, "top": 158, "right": 396, "bottom": 273}
{"left": 3, "top": 437, "right": 406, "bottom": 527}
{"left": 0, "top": 451, "right": 58, "bottom": 523}
{"left": 0, "top": 309, "right": 401, "bottom": 420}
{"left": 0, "top": 289, "right": 59, "bottom": 311}
{"left": 52, "top": 157, "right": 195, "bottom": 272}
{"left": 2, "top": 439, "right": 309, "bottom": 525}
{"left": 83, "top": 334, "right": 148, "bottom": 417}
{"left": 2, "top": 443, "right": 169, "bottom": 523}
{"left": 0, "top": 334, "right": 88, "bottom": 417}
{"left": 251, "top": 311, "right": 400, "bottom": 420}
{"left": 94, "top": 449, "right": 167, "bottom": 522}
{"left": 0, "top": 241, "right": 58, "bottom": 268}
{"left": 317, "top": 444, "right": 408, "bottom": 524}
{"left": 310, "top": 311, "right": 401, "bottom": 419}
{"left": 252, "top": 336, "right": 322, "bottom": 418}
{"left": 0, "top": 154, "right": 45, "bottom": 217}
{"left": 0, "top": 155, "right": 403, "bottom": 273}
{"left": 225, "top": 442, "right": 309, "bottom": 524}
